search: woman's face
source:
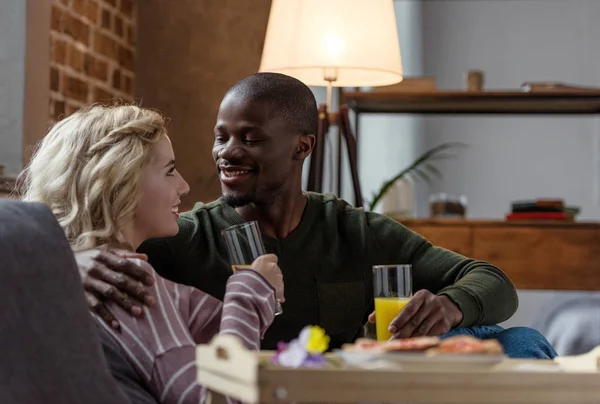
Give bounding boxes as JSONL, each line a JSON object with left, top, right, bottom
{"left": 132, "top": 134, "right": 189, "bottom": 245}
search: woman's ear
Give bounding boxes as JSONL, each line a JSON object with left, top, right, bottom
{"left": 293, "top": 134, "right": 315, "bottom": 161}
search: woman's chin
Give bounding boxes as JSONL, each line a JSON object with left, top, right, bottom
{"left": 152, "top": 224, "right": 180, "bottom": 239}
{"left": 166, "top": 226, "right": 180, "bottom": 237}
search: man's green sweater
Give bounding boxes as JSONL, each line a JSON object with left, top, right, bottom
{"left": 139, "top": 192, "right": 518, "bottom": 349}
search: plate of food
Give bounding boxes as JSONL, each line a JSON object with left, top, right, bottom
{"left": 333, "top": 335, "right": 507, "bottom": 370}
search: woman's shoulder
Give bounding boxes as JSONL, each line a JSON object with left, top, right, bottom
{"left": 127, "top": 257, "right": 178, "bottom": 292}
{"left": 127, "top": 257, "right": 200, "bottom": 314}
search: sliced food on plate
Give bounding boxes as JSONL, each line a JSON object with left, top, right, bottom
{"left": 342, "top": 335, "right": 503, "bottom": 355}
{"left": 382, "top": 336, "right": 441, "bottom": 352}
{"left": 429, "top": 335, "right": 503, "bottom": 355}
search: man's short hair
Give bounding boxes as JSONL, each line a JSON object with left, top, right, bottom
{"left": 226, "top": 72, "right": 318, "bottom": 135}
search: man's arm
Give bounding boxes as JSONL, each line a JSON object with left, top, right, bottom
{"left": 75, "top": 248, "right": 157, "bottom": 329}
{"left": 74, "top": 216, "right": 191, "bottom": 329}
{"left": 366, "top": 212, "right": 518, "bottom": 333}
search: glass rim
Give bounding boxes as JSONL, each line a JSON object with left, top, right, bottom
{"left": 220, "top": 221, "right": 260, "bottom": 235}
{"left": 373, "top": 264, "right": 412, "bottom": 270}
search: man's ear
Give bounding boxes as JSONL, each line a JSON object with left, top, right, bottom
{"left": 293, "top": 134, "right": 315, "bottom": 161}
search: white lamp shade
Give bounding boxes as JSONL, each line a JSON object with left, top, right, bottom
{"left": 259, "top": 0, "right": 403, "bottom": 87}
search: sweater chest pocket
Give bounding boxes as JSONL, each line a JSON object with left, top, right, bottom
{"left": 316, "top": 277, "right": 368, "bottom": 344}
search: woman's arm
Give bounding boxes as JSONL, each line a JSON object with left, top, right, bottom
{"left": 185, "top": 269, "right": 276, "bottom": 349}
{"left": 96, "top": 259, "right": 206, "bottom": 403}
{"left": 100, "top": 260, "right": 276, "bottom": 404}
{"left": 219, "top": 269, "right": 276, "bottom": 349}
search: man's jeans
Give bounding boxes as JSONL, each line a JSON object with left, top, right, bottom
{"left": 442, "top": 325, "right": 558, "bottom": 359}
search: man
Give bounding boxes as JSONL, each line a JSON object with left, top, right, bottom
{"left": 78, "top": 73, "right": 554, "bottom": 358}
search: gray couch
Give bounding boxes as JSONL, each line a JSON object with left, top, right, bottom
{"left": 0, "top": 199, "right": 130, "bottom": 403}
{"left": 533, "top": 294, "right": 600, "bottom": 356}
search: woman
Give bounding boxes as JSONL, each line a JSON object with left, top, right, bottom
{"left": 20, "top": 104, "right": 284, "bottom": 403}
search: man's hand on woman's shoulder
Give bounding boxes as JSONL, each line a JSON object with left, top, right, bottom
{"left": 75, "top": 246, "right": 156, "bottom": 329}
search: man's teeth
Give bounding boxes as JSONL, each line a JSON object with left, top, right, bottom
{"left": 223, "top": 170, "right": 248, "bottom": 178}
{"left": 171, "top": 207, "right": 179, "bottom": 213}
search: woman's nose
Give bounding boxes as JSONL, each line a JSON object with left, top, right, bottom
{"left": 177, "top": 173, "right": 190, "bottom": 197}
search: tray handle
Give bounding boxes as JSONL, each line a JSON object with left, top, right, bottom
{"left": 196, "top": 334, "right": 259, "bottom": 384}
{"left": 554, "top": 345, "right": 600, "bottom": 372}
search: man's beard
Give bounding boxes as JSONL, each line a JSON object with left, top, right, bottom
{"left": 221, "top": 182, "right": 285, "bottom": 208}
{"left": 222, "top": 192, "right": 256, "bottom": 208}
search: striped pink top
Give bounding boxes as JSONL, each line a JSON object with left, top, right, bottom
{"left": 95, "top": 259, "right": 276, "bottom": 404}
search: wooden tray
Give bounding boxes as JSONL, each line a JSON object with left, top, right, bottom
{"left": 196, "top": 335, "right": 600, "bottom": 404}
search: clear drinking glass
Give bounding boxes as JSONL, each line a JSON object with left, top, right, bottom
{"left": 373, "top": 264, "right": 412, "bottom": 341}
{"left": 221, "top": 221, "right": 283, "bottom": 315}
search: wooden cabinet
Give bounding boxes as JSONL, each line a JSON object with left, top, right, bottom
{"left": 400, "top": 219, "right": 600, "bottom": 291}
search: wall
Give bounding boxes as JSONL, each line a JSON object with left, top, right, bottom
{"left": 0, "top": 0, "right": 49, "bottom": 176}
{"left": 24, "top": 0, "right": 52, "bottom": 166}
{"left": 421, "top": 0, "right": 600, "bottom": 329}
{"left": 49, "top": 0, "right": 136, "bottom": 122}
{"left": 1, "top": 0, "right": 135, "bottom": 176}
{"left": 423, "top": 0, "right": 600, "bottom": 220}
{"left": 136, "top": 0, "right": 272, "bottom": 209}
{"left": 0, "top": 0, "right": 26, "bottom": 175}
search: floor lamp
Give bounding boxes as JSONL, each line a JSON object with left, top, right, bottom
{"left": 258, "top": 0, "right": 404, "bottom": 207}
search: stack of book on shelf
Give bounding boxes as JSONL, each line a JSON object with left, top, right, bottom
{"left": 505, "top": 199, "right": 580, "bottom": 222}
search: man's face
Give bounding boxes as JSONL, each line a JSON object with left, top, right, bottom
{"left": 212, "top": 95, "right": 298, "bottom": 207}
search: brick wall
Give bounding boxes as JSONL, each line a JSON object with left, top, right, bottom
{"left": 49, "top": 0, "right": 136, "bottom": 122}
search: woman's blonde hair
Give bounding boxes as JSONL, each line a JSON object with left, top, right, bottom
{"left": 20, "top": 104, "right": 168, "bottom": 251}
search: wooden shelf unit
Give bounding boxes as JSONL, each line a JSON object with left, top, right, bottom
{"left": 340, "top": 89, "right": 600, "bottom": 292}
{"left": 343, "top": 90, "right": 600, "bottom": 114}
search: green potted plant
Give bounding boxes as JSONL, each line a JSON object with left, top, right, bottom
{"left": 367, "top": 142, "right": 467, "bottom": 212}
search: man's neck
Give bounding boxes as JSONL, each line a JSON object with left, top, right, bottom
{"left": 235, "top": 190, "right": 307, "bottom": 239}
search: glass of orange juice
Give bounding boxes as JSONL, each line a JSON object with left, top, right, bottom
{"left": 373, "top": 264, "right": 412, "bottom": 341}
{"left": 221, "top": 221, "right": 283, "bottom": 315}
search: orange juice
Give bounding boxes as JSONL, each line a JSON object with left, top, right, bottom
{"left": 375, "top": 297, "right": 410, "bottom": 341}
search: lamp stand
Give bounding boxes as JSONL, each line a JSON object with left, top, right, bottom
{"left": 306, "top": 103, "right": 363, "bottom": 208}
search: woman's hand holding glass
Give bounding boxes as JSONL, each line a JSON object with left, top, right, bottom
{"left": 247, "top": 254, "right": 285, "bottom": 304}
